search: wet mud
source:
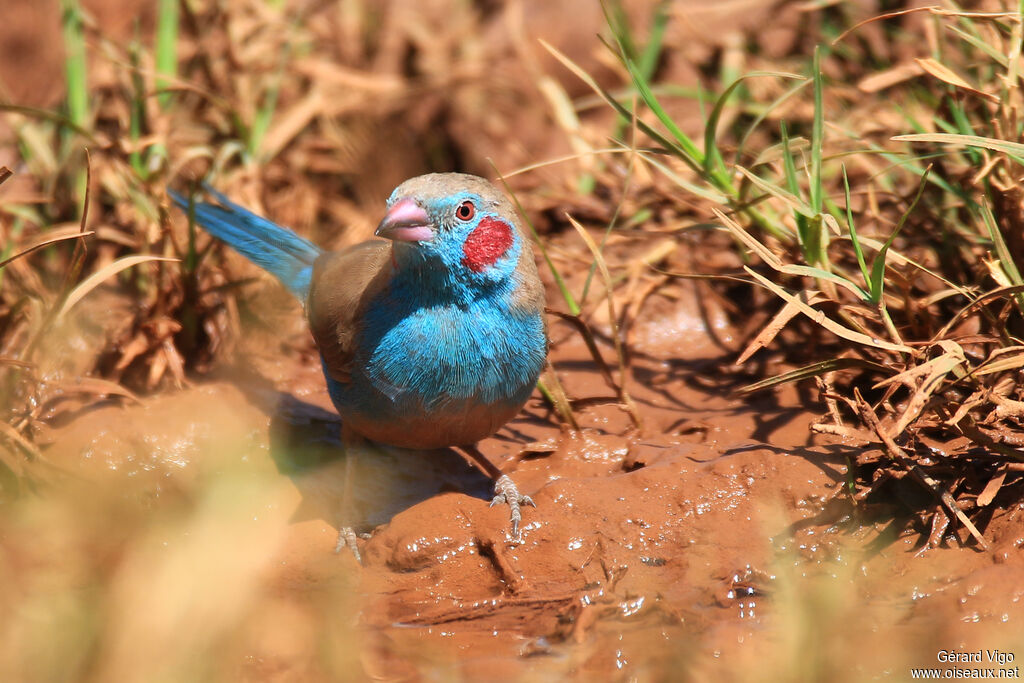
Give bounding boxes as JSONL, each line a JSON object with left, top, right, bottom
{"left": 32, "top": 277, "right": 1024, "bottom": 680}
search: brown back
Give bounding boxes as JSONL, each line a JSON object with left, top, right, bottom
{"left": 306, "top": 241, "right": 392, "bottom": 383}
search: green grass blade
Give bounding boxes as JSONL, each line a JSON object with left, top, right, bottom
{"left": 738, "top": 358, "right": 889, "bottom": 394}
{"left": 636, "top": 1, "right": 670, "bottom": 78}
{"left": 155, "top": 0, "right": 179, "bottom": 110}
{"left": 947, "top": 94, "right": 978, "bottom": 136}
{"left": 60, "top": 0, "right": 89, "bottom": 130}
{"left": 622, "top": 52, "right": 706, "bottom": 169}
{"left": 248, "top": 16, "right": 301, "bottom": 157}
{"left": 933, "top": 115, "right": 961, "bottom": 136}
{"left": 128, "top": 36, "right": 146, "bottom": 178}
{"left": 810, "top": 46, "right": 824, "bottom": 216}
{"left": 981, "top": 200, "right": 1024, "bottom": 313}
{"left": 542, "top": 40, "right": 702, "bottom": 175}
{"left": 780, "top": 121, "right": 812, "bottom": 256}
{"left": 945, "top": 24, "right": 1008, "bottom": 67}
{"left": 1006, "top": 5, "right": 1023, "bottom": 97}
{"left": 602, "top": 23, "right": 708, "bottom": 175}
{"left": 602, "top": 0, "right": 638, "bottom": 63}
{"left": 772, "top": 261, "right": 870, "bottom": 300}
{"left": 869, "top": 166, "right": 931, "bottom": 302}
{"left": 982, "top": 201, "right": 1024, "bottom": 286}
{"left": 705, "top": 71, "right": 802, "bottom": 178}
{"left": 604, "top": 1, "right": 670, "bottom": 147}
{"left": 842, "top": 165, "right": 871, "bottom": 291}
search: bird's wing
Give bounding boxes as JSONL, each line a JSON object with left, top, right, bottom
{"left": 306, "top": 240, "right": 392, "bottom": 384}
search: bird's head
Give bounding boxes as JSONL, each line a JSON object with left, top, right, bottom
{"left": 375, "top": 173, "right": 525, "bottom": 286}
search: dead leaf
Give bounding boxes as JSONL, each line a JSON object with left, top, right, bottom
{"left": 737, "top": 292, "right": 828, "bottom": 364}
{"left": 915, "top": 57, "right": 1000, "bottom": 103}
{"left": 858, "top": 61, "right": 925, "bottom": 92}
{"left": 976, "top": 469, "right": 1006, "bottom": 507}
{"left": 57, "top": 255, "right": 178, "bottom": 318}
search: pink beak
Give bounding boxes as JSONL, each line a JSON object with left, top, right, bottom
{"left": 375, "top": 198, "right": 434, "bottom": 242}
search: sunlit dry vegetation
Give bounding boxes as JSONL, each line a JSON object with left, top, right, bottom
{"left": 1, "top": 0, "right": 1024, "bottom": 679}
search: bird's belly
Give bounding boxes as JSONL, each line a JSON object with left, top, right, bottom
{"left": 328, "top": 380, "right": 525, "bottom": 449}
{"left": 323, "top": 304, "right": 545, "bottom": 449}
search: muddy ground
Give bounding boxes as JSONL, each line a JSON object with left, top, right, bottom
{"left": 17, "top": 275, "right": 1020, "bottom": 681}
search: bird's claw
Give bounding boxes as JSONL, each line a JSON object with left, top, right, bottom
{"left": 334, "top": 525, "right": 362, "bottom": 564}
{"left": 489, "top": 474, "right": 536, "bottom": 537}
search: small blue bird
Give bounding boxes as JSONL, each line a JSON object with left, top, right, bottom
{"left": 170, "top": 173, "right": 547, "bottom": 547}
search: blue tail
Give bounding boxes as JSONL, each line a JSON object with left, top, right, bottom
{"left": 169, "top": 186, "right": 322, "bottom": 299}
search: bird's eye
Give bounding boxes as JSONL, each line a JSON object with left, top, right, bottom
{"left": 455, "top": 201, "right": 476, "bottom": 221}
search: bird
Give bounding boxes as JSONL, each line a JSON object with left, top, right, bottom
{"left": 169, "top": 173, "right": 548, "bottom": 553}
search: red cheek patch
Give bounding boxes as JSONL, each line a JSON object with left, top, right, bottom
{"left": 461, "top": 216, "right": 514, "bottom": 273}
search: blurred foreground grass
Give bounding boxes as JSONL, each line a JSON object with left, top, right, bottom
{"left": 0, "top": 383, "right": 359, "bottom": 681}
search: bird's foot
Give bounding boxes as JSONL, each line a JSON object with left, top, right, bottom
{"left": 489, "top": 474, "right": 536, "bottom": 537}
{"left": 334, "top": 525, "right": 363, "bottom": 564}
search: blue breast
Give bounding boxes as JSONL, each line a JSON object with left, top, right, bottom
{"left": 323, "top": 279, "right": 545, "bottom": 448}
